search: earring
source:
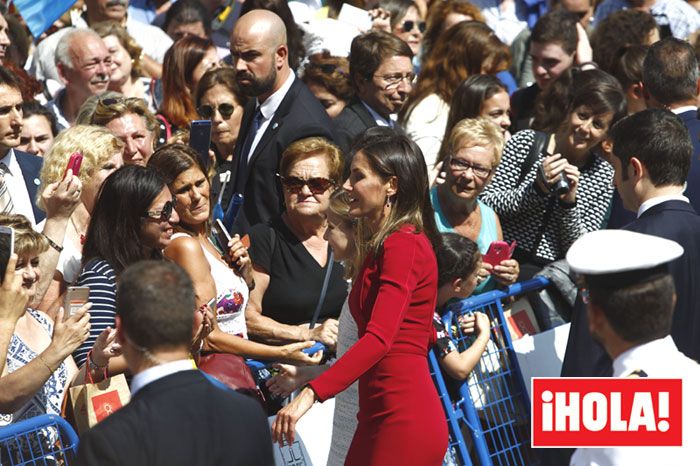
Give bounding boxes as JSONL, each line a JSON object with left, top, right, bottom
{"left": 385, "top": 195, "right": 393, "bottom": 208}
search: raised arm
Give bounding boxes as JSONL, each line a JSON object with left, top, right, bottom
{"left": 0, "top": 256, "right": 30, "bottom": 375}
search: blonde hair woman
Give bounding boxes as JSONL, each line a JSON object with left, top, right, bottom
{"left": 37, "top": 126, "right": 124, "bottom": 311}
{"left": 431, "top": 117, "right": 519, "bottom": 292}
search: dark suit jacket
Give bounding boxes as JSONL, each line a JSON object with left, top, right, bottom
{"left": 561, "top": 200, "right": 700, "bottom": 380}
{"left": 224, "top": 78, "right": 334, "bottom": 235}
{"left": 76, "top": 370, "right": 273, "bottom": 466}
{"left": 13, "top": 150, "right": 45, "bottom": 223}
{"left": 332, "top": 97, "right": 378, "bottom": 161}
{"left": 677, "top": 110, "right": 700, "bottom": 212}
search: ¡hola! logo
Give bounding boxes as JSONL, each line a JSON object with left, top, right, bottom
{"left": 531, "top": 378, "right": 682, "bottom": 448}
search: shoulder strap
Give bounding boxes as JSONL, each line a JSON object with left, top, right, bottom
{"left": 309, "top": 249, "right": 335, "bottom": 329}
{"left": 517, "top": 130, "right": 548, "bottom": 185}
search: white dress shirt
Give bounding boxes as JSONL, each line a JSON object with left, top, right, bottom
{"left": 130, "top": 359, "right": 197, "bottom": 396}
{"left": 361, "top": 100, "right": 393, "bottom": 128}
{"left": 247, "top": 71, "right": 296, "bottom": 161}
{"left": 1, "top": 149, "right": 37, "bottom": 226}
{"left": 637, "top": 192, "right": 689, "bottom": 218}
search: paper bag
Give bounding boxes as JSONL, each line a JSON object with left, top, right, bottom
{"left": 67, "top": 374, "right": 130, "bottom": 434}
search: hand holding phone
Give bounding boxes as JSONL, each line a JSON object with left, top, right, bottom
{"left": 189, "top": 120, "right": 212, "bottom": 171}
{"left": 483, "top": 241, "right": 516, "bottom": 267}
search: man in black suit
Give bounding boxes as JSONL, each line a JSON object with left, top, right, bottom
{"left": 0, "top": 67, "right": 44, "bottom": 224}
{"left": 333, "top": 31, "right": 413, "bottom": 160}
{"left": 608, "top": 37, "right": 700, "bottom": 228}
{"left": 562, "top": 109, "right": 700, "bottom": 380}
{"left": 77, "top": 261, "right": 273, "bottom": 466}
{"left": 223, "top": 9, "right": 334, "bottom": 234}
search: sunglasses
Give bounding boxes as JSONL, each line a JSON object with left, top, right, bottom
{"left": 142, "top": 199, "right": 176, "bottom": 221}
{"left": 401, "top": 20, "right": 426, "bottom": 33}
{"left": 197, "top": 103, "right": 236, "bottom": 119}
{"left": 308, "top": 62, "right": 348, "bottom": 77}
{"left": 278, "top": 175, "right": 335, "bottom": 194}
{"left": 99, "top": 96, "right": 125, "bottom": 107}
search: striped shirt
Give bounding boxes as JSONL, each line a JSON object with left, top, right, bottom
{"left": 73, "top": 259, "right": 117, "bottom": 368}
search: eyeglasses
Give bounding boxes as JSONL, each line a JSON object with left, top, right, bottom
{"left": 142, "top": 199, "right": 176, "bottom": 221}
{"left": 448, "top": 157, "right": 492, "bottom": 178}
{"left": 197, "top": 103, "right": 236, "bottom": 119}
{"left": 278, "top": 175, "right": 335, "bottom": 194}
{"left": 372, "top": 72, "right": 415, "bottom": 90}
{"left": 400, "top": 20, "right": 426, "bottom": 33}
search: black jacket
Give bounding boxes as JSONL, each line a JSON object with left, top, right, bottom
{"left": 76, "top": 370, "right": 273, "bottom": 466}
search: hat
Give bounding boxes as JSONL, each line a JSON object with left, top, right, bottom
{"left": 567, "top": 230, "right": 683, "bottom": 288}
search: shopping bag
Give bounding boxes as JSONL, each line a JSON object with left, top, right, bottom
{"left": 67, "top": 374, "right": 130, "bottom": 434}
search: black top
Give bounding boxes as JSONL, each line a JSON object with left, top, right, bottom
{"left": 248, "top": 216, "right": 347, "bottom": 325}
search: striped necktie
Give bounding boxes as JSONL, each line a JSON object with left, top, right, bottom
{"left": 0, "top": 162, "right": 14, "bottom": 215}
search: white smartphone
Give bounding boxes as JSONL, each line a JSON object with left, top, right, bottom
{"left": 64, "top": 286, "right": 90, "bottom": 318}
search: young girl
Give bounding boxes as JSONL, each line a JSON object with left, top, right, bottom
{"left": 434, "top": 232, "right": 491, "bottom": 380}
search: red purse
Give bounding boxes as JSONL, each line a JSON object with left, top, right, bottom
{"left": 197, "top": 352, "right": 265, "bottom": 405}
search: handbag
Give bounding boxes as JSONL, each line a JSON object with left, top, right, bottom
{"left": 197, "top": 352, "right": 266, "bottom": 405}
{"left": 66, "top": 372, "right": 130, "bottom": 434}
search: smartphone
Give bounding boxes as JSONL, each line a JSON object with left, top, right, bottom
{"left": 63, "top": 286, "right": 90, "bottom": 318}
{"left": 483, "top": 241, "right": 517, "bottom": 267}
{"left": 64, "top": 152, "right": 83, "bottom": 179}
{"left": 213, "top": 218, "right": 232, "bottom": 252}
{"left": 189, "top": 120, "right": 212, "bottom": 171}
{"left": 0, "top": 226, "right": 14, "bottom": 282}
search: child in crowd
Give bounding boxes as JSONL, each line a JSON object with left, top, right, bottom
{"left": 433, "top": 232, "right": 491, "bottom": 380}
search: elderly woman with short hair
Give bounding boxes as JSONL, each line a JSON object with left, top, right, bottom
{"left": 246, "top": 137, "right": 347, "bottom": 348}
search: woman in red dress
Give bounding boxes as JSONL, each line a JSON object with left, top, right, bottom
{"left": 272, "top": 128, "right": 448, "bottom": 465}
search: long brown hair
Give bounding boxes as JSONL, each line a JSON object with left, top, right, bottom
{"left": 350, "top": 127, "right": 441, "bottom": 257}
{"left": 159, "top": 36, "right": 214, "bottom": 128}
{"left": 422, "top": 0, "right": 485, "bottom": 59}
{"left": 399, "top": 21, "right": 509, "bottom": 125}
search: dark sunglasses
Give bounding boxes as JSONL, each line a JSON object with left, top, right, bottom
{"left": 142, "top": 199, "right": 176, "bottom": 221}
{"left": 197, "top": 103, "right": 236, "bottom": 119}
{"left": 401, "top": 20, "right": 426, "bottom": 33}
{"left": 99, "top": 96, "right": 125, "bottom": 107}
{"left": 278, "top": 175, "right": 335, "bottom": 194}
{"left": 308, "top": 62, "right": 348, "bottom": 77}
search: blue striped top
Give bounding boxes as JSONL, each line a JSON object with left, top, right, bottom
{"left": 73, "top": 258, "right": 117, "bottom": 368}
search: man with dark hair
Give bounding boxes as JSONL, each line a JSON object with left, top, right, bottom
{"left": 594, "top": 0, "right": 700, "bottom": 40}
{"left": 0, "top": 68, "right": 44, "bottom": 224}
{"left": 77, "top": 261, "right": 273, "bottom": 466}
{"left": 567, "top": 230, "right": 700, "bottom": 465}
{"left": 510, "top": 9, "right": 582, "bottom": 131}
{"left": 609, "top": 37, "right": 700, "bottom": 227}
{"left": 333, "top": 30, "right": 414, "bottom": 159}
{"left": 222, "top": 9, "right": 334, "bottom": 234}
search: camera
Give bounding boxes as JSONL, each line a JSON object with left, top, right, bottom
{"left": 552, "top": 173, "right": 571, "bottom": 195}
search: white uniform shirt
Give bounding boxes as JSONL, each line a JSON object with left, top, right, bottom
{"left": 570, "top": 336, "right": 700, "bottom": 466}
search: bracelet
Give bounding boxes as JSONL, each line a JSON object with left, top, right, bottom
{"left": 43, "top": 234, "right": 63, "bottom": 253}
{"left": 87, "top": 349, "right": 109, "bottom": 383}
{"left": 36, "top": 353, "right": 54, "bottom": 375}
{"left": 88, "top": 349, "right": 108, "bottom": 370}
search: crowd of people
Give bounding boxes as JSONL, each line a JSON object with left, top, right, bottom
{"left": 1, "top": 0, "right": 700, "bottom": 464}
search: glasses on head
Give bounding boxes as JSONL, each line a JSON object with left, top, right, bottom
{"left": 372, "top": 72, "right": 415, "bottom": 90}
{"left": 98, "top": 96, "right": 125, "bottom": 108}
{"left": 278, "top": 175, "right": 335, "bottom": 195}
{"left": 197, "top": 103, "right": 236, "bottom": 119}
{"left": 308, "top": 62, "right": 348, "bottom": 77}
{"left": 142, "top": 199, "right": 176, "bottom": 221}
{"left": 447, "top": 157, "right": 492, "bottom": 178}
{"left": 400, "top": 20, "right": 426, "bottom": 33}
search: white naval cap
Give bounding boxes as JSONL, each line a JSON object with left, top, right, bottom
{"left": 567, "top": 230, "right": 683, "bottom": 287}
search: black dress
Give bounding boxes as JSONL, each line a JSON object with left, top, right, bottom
{"left": 248, "top": 216, "right": 346, "bottom": 325}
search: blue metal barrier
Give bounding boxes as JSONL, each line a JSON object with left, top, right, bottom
{"left": 0, "top": 414, "right": 79, "bottom": 465}
{"left": 431, "top": 277, "right": 551, "bottom": 466}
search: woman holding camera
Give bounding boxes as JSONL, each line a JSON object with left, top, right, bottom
{"left": 480, "top": 81, "right": 626, "bottom": 268}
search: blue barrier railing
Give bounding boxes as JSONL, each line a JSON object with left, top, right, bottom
{"left": 0, "top": 414, "right": 79, "bottom": 465}
{"left": 431, "top": 277, "right": 551, "bottom": 466}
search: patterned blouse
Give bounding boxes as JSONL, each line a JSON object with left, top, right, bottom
{"left": 0, "top": 309, "right": 69, "bottom": 426}
{"left": 480, "top": 130, "right": 614, "bottom": 263}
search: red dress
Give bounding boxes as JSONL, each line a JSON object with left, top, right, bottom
{"left": 309, "top": 225, "right": 448, "bottom": 465}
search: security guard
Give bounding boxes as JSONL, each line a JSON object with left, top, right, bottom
{"left": 567, "top": 230, "right": 700, "bottom": 466}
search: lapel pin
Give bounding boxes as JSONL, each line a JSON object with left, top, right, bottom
{"left": 272, "top": 122, "right": 279, "bottom": 130}
{"left": 34, "top": 178, "right": 40, "bottom": 186}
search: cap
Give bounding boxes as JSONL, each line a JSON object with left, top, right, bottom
{"left": 566, "top": 230, "right": 683, "bottom": 289}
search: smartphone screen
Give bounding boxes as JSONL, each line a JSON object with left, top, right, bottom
{"left": 0, "top": 226, "right": 14, "bottom": 281}
{"left": 213, "top": 219, "right": 232, "bottom": 252}
{"left": 64, "top": 286, "right": 90, "bottom": 318}
{"left": 189, "top": 120, "right": 212, "bottom": 171}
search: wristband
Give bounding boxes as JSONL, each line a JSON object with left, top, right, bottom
{"left": 36, "top": 353, "right": 54, "bottom": 375}
{"left": 43, "top": 235, "right": 64, "bottom": 253}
